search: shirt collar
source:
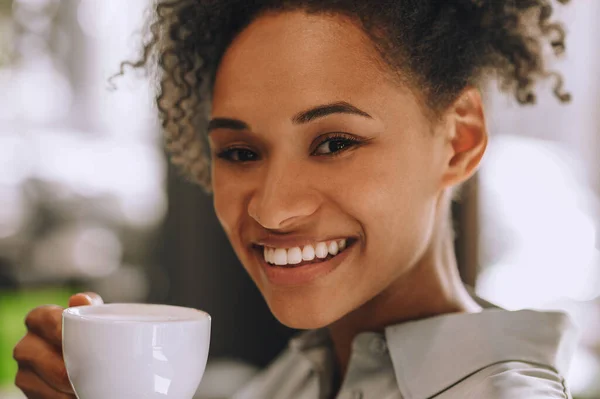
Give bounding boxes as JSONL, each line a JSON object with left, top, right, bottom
{"left": 287, "top": 292, "right": 579, "bottom": 399}
{"left": 384, "top": 300, "right": 579, "bottom": 399}
{"left": 289, "top": 328, "right": 331, "bottom": 352}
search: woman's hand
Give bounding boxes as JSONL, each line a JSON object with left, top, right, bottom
{"left": 13, "top": 292, "right": 104, "bottom": 398}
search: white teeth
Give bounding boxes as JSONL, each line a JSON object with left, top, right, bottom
{"left": 273, "top": 248, "right": 287, "bottom": 266}
{"left": 267, "top": 248, "right": 274, "bottom": 264}
{"left": 302, "top": 245, "right": 315, "bottom": 261}
{"left": 287, "top": 247, "right": 302, "bottom": 264}
{"left": 315, "top": 242, "right": 329, "bottom": 259}
{"left": 262, "top": 239, "right": 351, "bottom": 265}
{"left": 328, "top": 241, "right": 339, "bottom": 256}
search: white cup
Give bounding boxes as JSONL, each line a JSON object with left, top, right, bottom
{"left": 62, "top": 303, "right": 211, "bottom": 399}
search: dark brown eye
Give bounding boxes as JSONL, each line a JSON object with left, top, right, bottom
{"left": 313, "top": 134, "right": 361, "bottom": 156}
{"left": 217, "top": 148, "right": 258, "bottom": 162}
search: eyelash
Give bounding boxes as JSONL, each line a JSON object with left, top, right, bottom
{"left": 215, "top": 133, "right": 362, "bottom": 163}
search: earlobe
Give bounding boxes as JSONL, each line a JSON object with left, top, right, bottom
{"left": 442, "top": 87, "right": 488, "bottom": 187}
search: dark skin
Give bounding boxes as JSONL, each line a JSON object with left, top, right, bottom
{"left": 209, "top": 11, "right": 486, "bottom": 380}
{"left": 13, "top": 293, "right": 103, "bottom": 398}
{"left": 13, "top": 11, "right": 487, "bottom": 398}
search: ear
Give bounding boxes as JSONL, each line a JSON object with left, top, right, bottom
{"left": 441, "top": 87, "right": 488, "bottom": 188}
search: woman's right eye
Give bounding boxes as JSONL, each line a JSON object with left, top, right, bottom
{"left": 216, "top": 148, "right": 259, "bottom": 162}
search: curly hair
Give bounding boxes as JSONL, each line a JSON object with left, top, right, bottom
{"left": 117, "top": 0, "right": 572, "bottom": 192}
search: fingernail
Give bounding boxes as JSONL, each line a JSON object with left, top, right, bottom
{"left": 82, "top": 292, "right": 103, "bottom": 305}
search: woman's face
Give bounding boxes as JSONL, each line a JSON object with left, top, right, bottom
{"left": 209, "top": 11, "right": 453, "bottom": 329}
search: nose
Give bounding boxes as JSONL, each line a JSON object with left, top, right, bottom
{"left": 248, "top": 158, "right": 320, "bottom": 230}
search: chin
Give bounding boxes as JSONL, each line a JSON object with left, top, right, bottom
{"left": 271, "top": 306, "right": 336, "bottom": 330}
{"left": 263, "top": 290, "right": 351, "bottom": 330}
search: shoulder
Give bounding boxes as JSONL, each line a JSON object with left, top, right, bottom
{"left": 458, "top": 361, "right": 572, "bottom": 399}
{"left": 385, "top": 308, "right": 578, "bottom": 399}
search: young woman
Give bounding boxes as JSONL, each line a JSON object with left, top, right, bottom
{"left": 14, "top": 1, "right": 578, "bottom": 398}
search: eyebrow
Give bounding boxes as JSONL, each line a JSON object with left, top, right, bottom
{"left": 206, "top": 101, "right": 373, "bottom": 134}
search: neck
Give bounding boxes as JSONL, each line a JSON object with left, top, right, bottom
{"left": 327, "top": 191, "right": 482, "bottom": 378}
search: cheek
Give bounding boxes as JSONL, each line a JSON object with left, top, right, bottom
{"left": 339, "top": 144, "right": 436, "bottom": 222}
{"left": 339, "top": 143, "right": 439, "bottom": 265}
{"left": 212, "top": 180, "right": 260, "bottom": 284}
{"left": 211, "top": 168, "right": 247, "bottom": 241}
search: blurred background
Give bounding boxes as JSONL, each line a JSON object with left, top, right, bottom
{"left": 0, "top": 0, "right": 598, "bottom": 398}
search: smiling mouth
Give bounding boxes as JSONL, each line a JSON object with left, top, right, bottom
{"left": 253, "top": 238, "right": 357, "bottom": 268}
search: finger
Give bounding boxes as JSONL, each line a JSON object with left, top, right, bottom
{"left": 13, "top": 333, "right": 73, "bottom": 394}
{"left": 68, "top": 292, "right": 103, "bottom": 308}
{"left": 15, "top": 366, "right": 75, "bottom": 399}
{"left": 24, "top": 305, "right": 64, "bottom": 349}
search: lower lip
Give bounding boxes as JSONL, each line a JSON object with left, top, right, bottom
{"left": 256, "top": 242, "right": 356, "bottom": 287}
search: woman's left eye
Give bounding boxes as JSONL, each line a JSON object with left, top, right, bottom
{"left": 313, "top": 135, "right": 361, "bottom": 156}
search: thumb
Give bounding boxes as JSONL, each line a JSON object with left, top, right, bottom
{"left": 68, "top": 292, "right": 104, "bottom": 308}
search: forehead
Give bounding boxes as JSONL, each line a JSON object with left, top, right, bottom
{"left": 211, "top": 11, "right": 395, "bottom": 114}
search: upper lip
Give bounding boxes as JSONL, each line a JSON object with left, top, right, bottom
{"left": 252, "top": 234, "right": 355, "bottom": 249}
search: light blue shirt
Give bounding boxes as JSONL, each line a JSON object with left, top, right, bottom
{"left": 232, "top": 294, "right": 579, "bottom": 399}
